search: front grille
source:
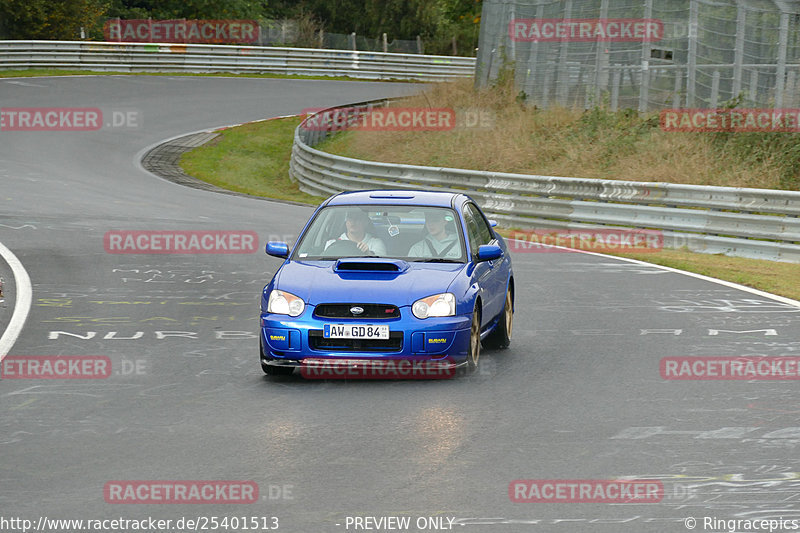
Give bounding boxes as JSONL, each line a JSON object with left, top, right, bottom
{"left": 314, "top": 303, "right": 400, "bottom": 319}
{"left": 309, "top": 330, "right": 403, "bottom": 352}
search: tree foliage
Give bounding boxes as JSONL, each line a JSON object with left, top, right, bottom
{"left": 0, "top": 0, "right": 482, "bottom": 55}
{"left": 0, "top": 0, "right": 108, "bottom": 39}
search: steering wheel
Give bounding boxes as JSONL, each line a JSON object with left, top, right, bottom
{"left": 323, "top": 239, "right": 369, "bottom": 257}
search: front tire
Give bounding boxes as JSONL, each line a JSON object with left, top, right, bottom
{"left": 484, "top": 286, "right": 513, "bottom": 349}
{"left": 465, "top": 304, "right": 481, "bottom": 373}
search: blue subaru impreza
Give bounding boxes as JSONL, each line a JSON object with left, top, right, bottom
{"left": 259, "top": 190, "right": 514, "bottom": 377}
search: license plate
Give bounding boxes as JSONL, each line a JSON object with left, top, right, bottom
{"left": 323, "top": 324, "right": 389, "bottom": 339}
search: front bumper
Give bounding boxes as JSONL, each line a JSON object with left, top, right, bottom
{"left": 260, "top": 307, "right": 472, "bottom": 366}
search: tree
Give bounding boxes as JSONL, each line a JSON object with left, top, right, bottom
{"left": 0, "top": 0, "right": 108, "bottom": 40}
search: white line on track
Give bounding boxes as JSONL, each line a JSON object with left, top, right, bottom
{"left": 0, "top": 241, "right": 32, "bottom": 359}
{"left": 507, "top": 237, "right": 800, "bottom": 309}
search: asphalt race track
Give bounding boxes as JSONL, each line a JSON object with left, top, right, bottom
{"left": 2, "top": 75, "right": 800, "bottom": 533}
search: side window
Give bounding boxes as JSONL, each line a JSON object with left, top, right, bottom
{"left": 464, "top": 203, "right": 494, "bottom": 250}
{"left": 463, "top": 206, "right": 481, "bottom": 256}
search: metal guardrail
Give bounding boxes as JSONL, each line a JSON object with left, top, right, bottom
{"left": 0, "top": 41, "right": 475, "bottom": 81}
{"left": 290, "top": 100, "right": 800, "bottom": 263}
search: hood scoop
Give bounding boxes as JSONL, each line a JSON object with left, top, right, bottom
{"left": 334, "top": 258, "right": 409, "bottom": 273}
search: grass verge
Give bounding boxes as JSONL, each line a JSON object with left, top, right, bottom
{"left": 320, "top": 78, "right": 800, "bottom": 190}
{"left": 180, "top": 116, "right": 324, "bottom": 204}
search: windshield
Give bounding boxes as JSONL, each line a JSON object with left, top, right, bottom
{"left": 292, "top": 205, "right": 466, "bottom": 262}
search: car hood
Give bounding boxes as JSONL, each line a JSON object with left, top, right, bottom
{"left": 275, "top": 259, "right": 464, "bottom": 307}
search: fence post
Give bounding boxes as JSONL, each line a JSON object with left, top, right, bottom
{"left": 776, "top": 11, "right": 789, "bottom": 108}
{"left": 786, "top": 70, "right": 797, "bottom": 108}
{"left": 556, "top": 0, "right": 573, "bottom": 106}
{"left": 452, "top": 35, "right": 457, "bottom": 56}
{"left": 523, "top": 3, "right": 545, "bottom": 106}
{"left": 319, "top": 29, "right": 324, "bottom": 48}
{"left": 382, "top": 33, "right": 388, "bottom": 53}
{"left": 611, "top": 65, "right": 621, "bottom": 112}
{"left": 594, "top": 0, "right": 610, "bottom": 104}
{"left": 749, "top": 69, "right": 759, "bottom": 106}
{"left": 350, "top": 32, "right": 357, "bottom": 51}
{"left": 638, "top": 0, "right": 653, "bottom": 113}
{"left": 416, "top": 35, "right": 423, "bottom": 54}
{"left": 710, "top": 70, "right": 720, "bottom": 108}
{"left": 542, "top": 66, "right": 552, "bottom": 108}
{"left": 686, "top": 0, "right": 698, "bottom": 107}
{"left": 672, "top": 67, "right": 682, "bottom": 108}
{"left": 732, "top": 3, "right": 746, "bottom": 99}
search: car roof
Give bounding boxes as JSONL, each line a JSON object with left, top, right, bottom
{"left": 325, "top": 190, "right": 466, "bottom": 208}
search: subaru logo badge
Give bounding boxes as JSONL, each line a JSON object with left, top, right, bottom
{"left": 350, "top": 306, "right": 364, "bottom": 315}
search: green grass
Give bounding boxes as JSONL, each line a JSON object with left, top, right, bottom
{"left": 180, "top": 116, "right": 324, "bottom": 204}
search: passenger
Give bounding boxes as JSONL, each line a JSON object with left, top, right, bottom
{"left": 408, "top": 210, "right": 460, "bottom": 258}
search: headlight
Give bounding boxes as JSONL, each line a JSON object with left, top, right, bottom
{"left": 267, "top": 290, "right": 305, "bottom": 317}
{"left": 412, "top": 293, "right": 456, "bottom": 319}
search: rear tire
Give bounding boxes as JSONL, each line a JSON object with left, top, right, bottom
{"left": 484, "top": 286, "right": 513, "bottom": 349}
{"left": 260, "top": 338, "right": 294, "bottom": 376}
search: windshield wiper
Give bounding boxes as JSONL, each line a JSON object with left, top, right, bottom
{"left": 415, "top": 258, "right": 463, "bottom": 263}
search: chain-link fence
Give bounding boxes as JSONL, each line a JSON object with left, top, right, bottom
{"left": 99, "top": 18, "right": 425, "bottom": 54}
{"left": 476, "top": 0, "right": 800, "bottom": 110}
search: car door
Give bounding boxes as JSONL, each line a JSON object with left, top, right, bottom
{"left": 463, "top": 202, "right": 505, "bottom": 326}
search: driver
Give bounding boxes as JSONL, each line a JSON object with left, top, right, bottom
{"left": 325, "top": 209, "right": 387, "bottom": 255}
{"left": 408, "top": 210, "right": 460, "bottom": 258}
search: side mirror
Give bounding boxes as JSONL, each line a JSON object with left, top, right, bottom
{"left": 488, "top": 219, "right": 498, "bottom": 228}
{"left": 266, "top": 241, "right": 289, "bottom": 258}
{"left": 477, "top": 243, "right": 503, "bottom": 261}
